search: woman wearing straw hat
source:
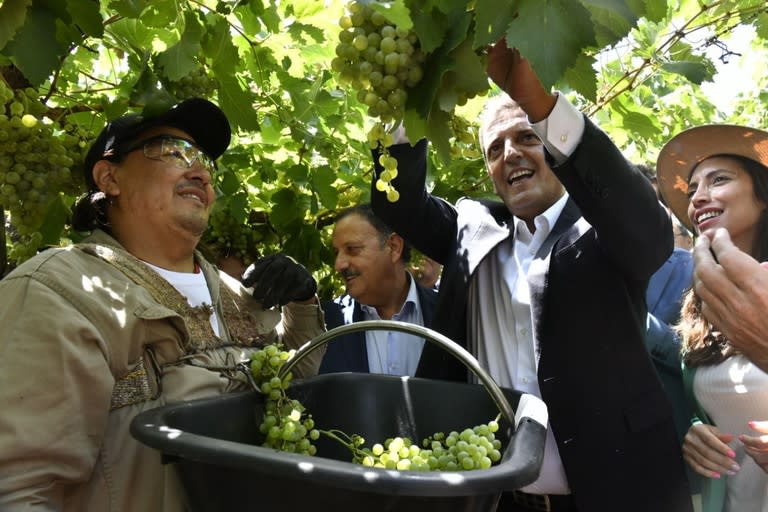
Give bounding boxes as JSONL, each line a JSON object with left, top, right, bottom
{"left": 657, "top": 124, "right": 768, "bottom": 512}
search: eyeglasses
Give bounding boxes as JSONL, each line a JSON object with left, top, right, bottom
{"left": 121, "top": 135, "right": 218, "bottom": 175}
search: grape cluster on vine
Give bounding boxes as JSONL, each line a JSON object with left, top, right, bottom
{"left": 331, "top": 0, "right": 426, "bottom": 202}
{"left": 0, "top": 80, "right": 90, "bottom": 263}
{"left": 250, "top": 344, "right": 320, "bottom": 455}
{"left": 161, "top": 64, "right": 219, "bottom": 101}
{"left": 204, "top": 203, "right": 264, "bottom": 265}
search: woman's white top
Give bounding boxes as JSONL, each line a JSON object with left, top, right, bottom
{"left": 695, "top": 354, "right": 768, "bottom": 512}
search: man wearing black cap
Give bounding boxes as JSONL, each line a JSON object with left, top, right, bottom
{"left": 0, "top": 98, "right": 325, "bottom": 511}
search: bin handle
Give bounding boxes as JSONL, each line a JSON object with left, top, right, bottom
{"left": 278, "top": 320, "right": 516, "bottom": 426}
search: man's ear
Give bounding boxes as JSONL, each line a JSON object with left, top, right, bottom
{"left": 388, "top": 233, "right": 405, "bottom": 262}
{"left": 92, "top": 160, "right": 120, "bottom": 196}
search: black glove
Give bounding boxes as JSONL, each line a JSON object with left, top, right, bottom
{"left": 241, "top": 253, "right": 317, "bottom": 309}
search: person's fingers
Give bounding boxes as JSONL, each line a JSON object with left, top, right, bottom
{"left": 683, "top": 425, "right": 738, "bottom": 478}
{"left": 693, "top": 232, "right": 739, "bottom": 328}
{"left": 741, "top": 422, "right": 768, "bottom": 472}
{"left": 748, "top": 420, "right": 768, "bottom": 434}
{"left": 709, "top": 228, "right": 763, "bottom": 289}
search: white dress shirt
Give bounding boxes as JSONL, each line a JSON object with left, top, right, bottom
{"left": 474, "top": 93, "right": 585, "bottom": 494}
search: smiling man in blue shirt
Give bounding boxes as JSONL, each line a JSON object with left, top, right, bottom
{"left": 319, "top": 203, "right": 438, "bottom": 376}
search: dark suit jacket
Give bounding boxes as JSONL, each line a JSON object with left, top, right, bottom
{"left": 371, "top": 121, "right": 693, "bottom": 512}
{"left": 318, "top": 281, "right": 438, "bottom": 374}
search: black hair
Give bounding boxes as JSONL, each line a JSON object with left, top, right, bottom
{"left": 70, "top": 152, "right": 128, "bottom": 233}
{"left": 737, "top": 155, "right": 768, "bottom": 261}
{"left": 335, "top": 203, "right": 412, "bottom": 263}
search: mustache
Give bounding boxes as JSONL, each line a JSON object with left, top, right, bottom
{"left": 340, "top": 269, "right": 358, "bottom": 280}
{"left": 175, "top": 180, "right": 207, "bottom": 192}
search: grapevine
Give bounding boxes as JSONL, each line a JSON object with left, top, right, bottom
{"left": 249, "top": 344, "right": 505, "bottom": 471}
{"left": 331, "top": 0, "right": 426, "bottom": 202}
{"left": 0, "top": 80, "right": 90, "bottom": 264}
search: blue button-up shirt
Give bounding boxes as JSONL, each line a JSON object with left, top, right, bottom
{"left": 360, "top": 274, "right": 425, "bottom": 376}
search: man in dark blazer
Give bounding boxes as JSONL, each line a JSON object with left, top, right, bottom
{"left": 371, "top": 41, "right": 693, "bottom": 512}
{"left": 319, "top": 204, "right": 438, "bottom": 375}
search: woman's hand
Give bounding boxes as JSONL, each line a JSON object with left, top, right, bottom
{"left": 741, "top": 420, "right": 768, "bottom": 473}
{"left": 682, "top": 423, "right": 740, "bottom": 478}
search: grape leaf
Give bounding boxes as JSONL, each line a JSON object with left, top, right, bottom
{"left": 368, "top": 0, "right": 413, "bottom": 31}
{"left": 286, "top": 164, "right": 310, "bottom": 185}
{"left": 3, "top": 3, "right": 67, "bottom": 87}
{"left": 426, "top": 108, "right": 454, "bottom": 165}
{"left": 473, "top": 0, "right": 519, "bottom": 49}
{"left": 135, "top": 0, "right": 179, "bottom": 28}
{"left": 406, "top": 9, "right": 472, "bottom": 118}
{"left": 258, "top": 2, "right": 282, "bottom": 34}
{"left": 156, "top": 11, "right": 203, "bottom": 81}
{"left": 661, "top": 60, "right": 715, "bottom": 85}
{"left": 130, "top": 63, "right": 178, "bottom": 113}
{"left": 756, "top": 12, "right": 768, "bottom": 40}
{"left": 219, "top": 169, "right": 242, "bottom": 196}
{"left": 203, "top": 15, "right": 241, "bottom": 71}
{"left": 108, "top": 18, "right": 166, "bottom": 53}
{"left": 641, "top": 0, "right": 667, "bottom": 23}
{"left": 311, "top": 164, "right": 339, "bottom": 209}
{"left": 217, "top": 74, "right": 261, "bottom": 132}
{"left": 581, "top": 0, "right": 636, "bottom": 48}
{"left": 66, "top": 0, "right": 104, "bottom": 38}
{"left": 39, "top": 195, "right": 70, "bottom": 246}
{"left": 260, "top": 115, "right": 283, "bottom": 145}
{"left": 0, "top": 0, "right": 32, "bottom": 55}
{"left": 270, "top": 187, "right": 303, "bottom": 229}
{"left": 561, "top": 53, "right": 597, "bottom": 103}
{"left": 410, "top": 3, "right": 471, "bottom": 55}
{"left": 506, "top": 0, "right": 596, "bottom": 92}
{"left": 620, "top": 110, "right": 661, "bottom": 139}
{"left": 445, "top": 39, "right": 489, "bottom": 100}
{"left": 109, "top": 0, "right": 148, "bottom": 19}
{"left": 228, "top": 192, "right": 250, "bottom": 224}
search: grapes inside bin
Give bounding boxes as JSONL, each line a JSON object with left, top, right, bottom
{"left": 132, "top": 322, "right": 548, "bottom": 512}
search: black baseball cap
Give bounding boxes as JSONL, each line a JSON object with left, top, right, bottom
{"left": 83, "top": 98, "right": 231, "bottom": 190}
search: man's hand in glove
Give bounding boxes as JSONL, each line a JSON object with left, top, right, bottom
{"left": 241, "top": 253, "right": 318, "bottom": 309}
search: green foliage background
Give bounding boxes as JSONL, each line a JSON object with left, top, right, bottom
{"left": 0, "top": 0, "right": 766, "bottom": 300}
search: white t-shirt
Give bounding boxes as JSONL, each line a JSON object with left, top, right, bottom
{"left": 143, "top": 262, "right": 221, "bottom": 336}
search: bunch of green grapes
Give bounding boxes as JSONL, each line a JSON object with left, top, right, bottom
{"left": 331, "top": 0, "right": 426, "bottom": 202}
{"left": 250, "top": 344, "right": 321, "bottom": 455}
{"left": 248, "top": 341, "right": 506, "bottom": 470}
{"left": 204, "top": 203, "right": 263, "bottom": 264}
{"left": 450, "top": 114, "right": 482, "bottom": 160}
{"left": 163, "top": 65, "right": 219, "bottom": 101}
{"left": 321, "top": 416, "right": 503, "bottom": 472}
{"left": 0, "top": 81, "right": 89, "bottom": 263}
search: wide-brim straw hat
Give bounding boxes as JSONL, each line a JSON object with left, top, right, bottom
{"left": 657, "top": 124, "right": 768, "bottom": 231}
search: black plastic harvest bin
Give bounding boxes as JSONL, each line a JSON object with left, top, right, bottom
{"left": 130, "top": 321, "right": 548, "bottom": 512}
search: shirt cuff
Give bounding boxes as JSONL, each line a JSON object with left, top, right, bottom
{"left": 531, "top": 92, "right": 584, "bottom": 165}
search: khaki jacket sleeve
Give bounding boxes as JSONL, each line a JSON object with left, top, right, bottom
{"left": 277, "top": 301, "right": 326, "bottom": 378}
{"left": 0, "top": 275, "right": 113, "bottom": 509}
